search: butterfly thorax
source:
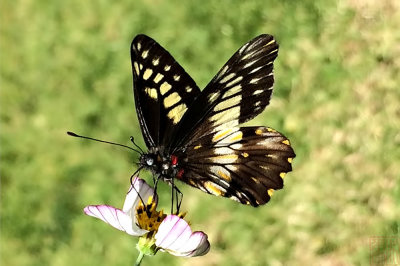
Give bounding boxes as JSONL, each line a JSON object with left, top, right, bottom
{"left": 140, "top": 147, "right": 181, "bottom": 181}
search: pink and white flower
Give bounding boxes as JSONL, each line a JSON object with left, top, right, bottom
{"left": 84, "top": 177, "right": 210, "bottom": 264}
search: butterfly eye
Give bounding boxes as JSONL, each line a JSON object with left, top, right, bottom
{"left": 146, "top": 157, "right": 154, "bottom": 166}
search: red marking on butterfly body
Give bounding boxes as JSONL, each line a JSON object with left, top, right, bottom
{"left": 171, "top": 155, "right": 178, "bottom": 166}
{"left": 176, "top": 169, "right": 184, "bottom": 179}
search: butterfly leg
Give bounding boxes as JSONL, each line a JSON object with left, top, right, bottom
{"left": 152, "top": 174, "right": 161, "bottom": 203}
{"left": 170, "top": 177, "right": 183, "bottom": 214}
{"left": 174, "top": 184, "right": 183, "bottom": 214}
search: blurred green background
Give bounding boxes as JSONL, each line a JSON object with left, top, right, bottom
{"left": 1, "top": 0, "right": 399, "bottom": 265}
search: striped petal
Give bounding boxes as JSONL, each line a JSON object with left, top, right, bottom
{"left": 84, "top": 205, "right": 147, "bottom": 236}
{"left": 123, "top": 177, "right": 157, "bottom": 213}
{"left": 155, "top": 215, "right": 210, "bottom": 257}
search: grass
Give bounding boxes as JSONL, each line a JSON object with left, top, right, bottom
{"left": 1, "top": 0, "right": 399, "bottom": 265}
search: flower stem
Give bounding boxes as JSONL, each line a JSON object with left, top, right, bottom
{"left": 134, "top": 252, "right": 144, "bottom": 266}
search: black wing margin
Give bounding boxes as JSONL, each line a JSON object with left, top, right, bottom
{"left": 131, "top": 35, "right": 201, "bottom": 148}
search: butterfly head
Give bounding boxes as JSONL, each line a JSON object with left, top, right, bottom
{"left": 140, "top": 148, "right": 180, "bottom": 181}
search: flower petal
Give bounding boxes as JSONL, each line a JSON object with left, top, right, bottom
{"left": 84, "top": 205, "right": 147, "bottom": 236}
{"left": 155, "top": 215, "right": 210, "bottom": 257}
{"left": 122, "top": 177, "right": 157, "bottom": 214}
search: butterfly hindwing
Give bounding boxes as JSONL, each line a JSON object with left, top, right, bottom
{"left": 131, "top": 35, "right": 201, "bottom": 147}
{"left": 170, "top": 34, "right": 278, "bottom": 150}
{"left": 175, "top": 126, "right": 295, "bottom": 206}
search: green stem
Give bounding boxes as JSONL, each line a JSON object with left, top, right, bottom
{"left": 134, "top": 252, "right": 145, "bottom": 266}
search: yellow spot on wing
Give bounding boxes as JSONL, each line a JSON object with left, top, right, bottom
{"left": 145, "top": 87, "right": 157, "bottom": 100}
{"left": 164, "top": 92, "right": 181, "bottom": 108}
{"left": 241, "top": 152, "right": 249, "bottom": 157}
{"left": 167, "top": 103, "right": 187, "bottom": 124}
{"left": 280, "top": 172, "right": 286, "bottom": 179}
{"left": 255, "top": 129, "right": 263, "bottom": 135}
{"left": 203, "top": 181, "right": 224, "bottom": 196}
{"left": 142, "top": 50, "right": 149, "bottom": 59}
{"left": 288, "top": 158, "right": 293, "bottom": 163}
{"left": 265, "top": 39, "right": 275, "bottom": 47}
{"left": 194, "top": 145, "right": 202, "bottom": 150}
{"left": 173, "top": 75, "right": 180, "bottom": 81}
{"left": 153, "top": 73, "right": 164, "bottom": 83}
{"left": 160, "top": 81, "right": 172, "bottom": 95}
{"left": 212, "top": 128, "right": 233, "bottom": 142}
{"left": 267, "top": 127, "right": 276, "bottom": 132}
{"left": 217, "top": 170, "right": 231, "bottom": 182}
{"left": 186, "top": 86, "right": 192, "bottom": 93}
{"left": 282, "top": 140, "right": 290, "bottom": 145}
{"left": 229, "top": 131, "right": 243, "bottom": 142}
{"left": 152, "top": 58, "right": 159, "bottom": 66}
{"left": 143, "top": 69, "right": 153, "bottom": 80}
{"left": 268, "top": 189, "right": 274, "bottom": 196}
{"left": 133, "top": 62, "right": 140, "bottom": 75}
{"left": 164, "top": 65, "right": 171, "bottom": 71}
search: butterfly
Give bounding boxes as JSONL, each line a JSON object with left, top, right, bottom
{"left": 130, "top": 34, "right": 295, "bottom": 208}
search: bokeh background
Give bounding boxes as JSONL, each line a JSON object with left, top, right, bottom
{"left": 1, "top": 0, "right": 399, "bottom": 265}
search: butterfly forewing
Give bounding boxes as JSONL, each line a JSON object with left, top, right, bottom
{"left": 131, "top": 35, "right": 201, "bottom": 147}
{"left": 170, "top": 34, "right": 278, "bottom": 150}
{"left": 175, "top": 126, "right": 294, "bottom": 206}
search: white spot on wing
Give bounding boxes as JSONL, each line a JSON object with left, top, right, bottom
{"left": 213, "top": 95, "right": 241, "bottom": 111}
{"left": 142, "top": 50, "right": 149, "bottom": 59}
{"left": 250, "top": 77, "right": 261, "bottom": 84}
{"left": 250, "top": 66, "right": 262, "bottom": 74}
{"left": 226, "top": 76, "right": 243, "bottom": 87}
{"left": 186, "top": 86, "right": 192, "bottom": 93}
{"left": 173, "top": 75, "right": 180, "bottom": 81}
{"left": 253, "top": 89, "right": 264, "bottom": 95}
{"left": 215, "top": 65, "right": 229, "bottom": 80}
{"left": 152, "top": 58, "right": 160, "bottom": 66}
{"left": 210, "top": 106, "right": 240, "bottom": 123}
{"left": 219, "top": 72, "right": 236, "bottom": 84}
{"left": 223, "top": 85, "right": 241, "bottom": 99}
{"left": 164, "top": 65, "right": 171, "bottom": 71}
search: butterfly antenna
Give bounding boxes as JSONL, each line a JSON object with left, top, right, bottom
{"left": 130, "top": 136, "right": 144, "bottom": 154}
{"left": 67, "top": 131, "right": 142, "bottom": 155}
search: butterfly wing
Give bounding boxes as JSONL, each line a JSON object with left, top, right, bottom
{"left": 169, "top": 34, "right": 279, "bottom": 150}
{"left": 176, "top": 127, "right": 295, "bottom": 206}
{"left": 131, "top": 35, "right": 201, "bottom": 148}
{"left": 170, "top": 35, "right": 295, "bottom": 206}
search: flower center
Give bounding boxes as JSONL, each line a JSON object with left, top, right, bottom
{"left": 136, "top": 196, "right": 166, "bottom": 232}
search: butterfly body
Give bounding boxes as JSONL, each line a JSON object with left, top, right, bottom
{"left": 140, "top": 149, "right": 181, "bottom": 182}
{"left": 131, "top": 34, "right": 295, "bottom": 207}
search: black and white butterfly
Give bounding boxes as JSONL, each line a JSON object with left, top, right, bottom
{"left": 131, "top": 34, "right": 295, "bottom": 208}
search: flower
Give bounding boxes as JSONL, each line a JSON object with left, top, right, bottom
{"left": 84, "top": 177, "right": 210, "bottom": 264}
